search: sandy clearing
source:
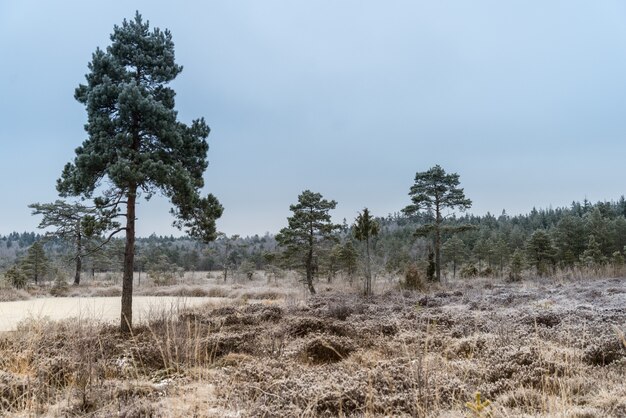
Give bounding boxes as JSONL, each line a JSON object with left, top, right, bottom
{"left": 0, "top": 296, "right": 222, "bottom": 332}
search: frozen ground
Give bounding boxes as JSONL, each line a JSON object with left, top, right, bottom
{"left": 0, "top": 277, "right": 625, "bottom": 416}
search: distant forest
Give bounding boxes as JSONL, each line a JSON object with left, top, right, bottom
{"left": 2, "top": 196, "right": 626, "bottom": 284}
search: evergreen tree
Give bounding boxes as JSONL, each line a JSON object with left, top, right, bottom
{"left": 218, "top": 235, "right": 240, "bottom": 282}
{"left": 491, "top": 237, "right": 510, "bottom": 276}
{"left": 337, "top": 241, "right": 358, "bottom": 278}
{"left": 21, "top": 242, "right": 49, "bottom": 284}
{"left": 473, "top": 238, "right": 490, "bottom": 271}
{"left": 57, "top": 13, "right": 223, "bottom": 332}
{"left": 403, "top": 165, "right": 472, "bottom": 282}
{"left": 581, "top": 234, "right": 605, "bottom": 267}
{"left": 584, "top": 208, "right": 610, "bottom": 256}
{"left": 553, "top": 215, "right": 586, "bottom": 266}
{"left": 611, "top": 216, "right": 626, "bottom": 257}
{"left": 442, "top": 235, "right": 467, "bottom": 279}
{"left": 238, "top": 260, "right": 256, "bottom": 280}
{"left": 327, "top": 244, "right": 342, "bottom": 282}
{"left": 29, "top": 200, "right": 115, "bottom": 285}
{"left": 525, "top": 229, "right": 556, "bottom": 276}
{"left": 509, "top": 248, "right": 525, "bottom": 281}
{"left": 353, "top": 208, "right": 380, "bottom": 296}
{"left": 276, "top": 190, "right": 339, "bottom": 295}
{"left": 5, "top": 265, "right": 27, "bottom": 289}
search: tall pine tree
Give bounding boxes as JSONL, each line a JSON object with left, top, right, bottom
{"left": 403, "top": 165, "right": 472, "bottom": 282}
{"left": 353, "top": 208, "right": 379, "bottom": 296}
{"left": 276, "top": 190, "right": 339, "bottom": 295}
{"left": 57, "top": 13, "right": 223, "bottom": 332}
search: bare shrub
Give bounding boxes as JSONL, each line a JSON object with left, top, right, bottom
{"left": 500, "top": 387, "right": 544, "bottom": 411}
{"left": 0, "top": 287, "right": 30, "bottom": 302}
{"left": 206, "top": 287, "right": 230, "bottom": 297}
{"left": 582, "top": 338, "right": 625, "bottom": 366}
{"left": 143, "top": 285, "right": 210, "bottom": 297}
{"left": 299, "top": 335, "right": 356, "bottom": 364}
{"left": 0, "top": 371, "right": 29, "bottom": 412}
{"left": 327, "top": 302, "right": 353, "bottom": 321}
{"left": 90, "top": 286, "right": 122, "bottom": 297}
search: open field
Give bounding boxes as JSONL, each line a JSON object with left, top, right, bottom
{"left": 0, "top": 275, "right": 625, "bottom": 417}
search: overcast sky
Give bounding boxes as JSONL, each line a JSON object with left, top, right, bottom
{"left": 2, "top": 1, "right": 626, "bottom": 237}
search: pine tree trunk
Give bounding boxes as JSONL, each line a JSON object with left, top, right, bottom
{"left": 435, "top": 202, "right": 442, "bottom": 282}
{"left": 121, "top": 187, "right": 136, "bottom": 333}
{"left": 306, "top": 246, "right": 316, "bottom": 295}
{"left": 74, "top": 252, "right": 82, "bottom": 285}
{"left": 74, "top": 226, "right": 82, "bottom": 286}
{"left": 435, "top": 227, "right": 441, "bottom": 282}
{"left": 365, "top": 238, "right": 372, "bottom": 296}
{"left": 35, "top": 256, "right": 39, "bottom": 285}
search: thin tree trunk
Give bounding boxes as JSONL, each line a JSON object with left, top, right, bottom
{"left": 365, "top": 238, "right": 372, "bottom": 296}
{"left": 306, "top": 246, "right": 316, "bottom": 294}
{"left": 35, "top": 255, "right": 39, "bottom": 285}
{"left": 74, "top": 249, "right": 82, "bottom": 285}
{"left": 74, "top": 226, "right": 81, "bottom": 286}
{"left": 121, "top": 187, "right": 136, "bottom": 333}
{"left": 435, "top": 203, "right": 442, "bottom": 282}
{"left": 306, "top": 223, "right": 316, "bottom": 295}
{"left": 435, "top": 228, "right": 441, "bottom": 282}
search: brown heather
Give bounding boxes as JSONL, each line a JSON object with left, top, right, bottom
{"left": 0, "top": 274, "right": 625, "bottom": 417}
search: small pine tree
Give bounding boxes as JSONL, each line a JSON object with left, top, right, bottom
{"left": 525, "top": 230, "right": 556, "bottom": 276}
{"left": 581, "top": 234, "right": 605, "bottom": 267}
{"left": 338, "top": 241, "right": 358, "bottom": 278}
{"left": 508, "top": 249, "right": 525, "bottom": 281}
{"left": 353, "top": 208, "right": 380, "bottom": 296}
{"left": 442, "top": 235, "right": 467, "bottom": 279}
{"left": 21, "top": 242, "right": 49, "bottom": 284}
{"left": 5, "top": 265, "right": 27, "bottom": 289}
{"left": 239, "top": 260, "right": 256, "bottom": 281}
{"left": 276, "top": 190, "right": 340, "bottom": 295}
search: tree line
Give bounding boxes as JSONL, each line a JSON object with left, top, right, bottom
{"left": 6, "top": 188, "right": 626, "bottom": 294}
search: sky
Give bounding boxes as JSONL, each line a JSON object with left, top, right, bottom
{"left": 2, "top": 1, "right": 626, "bottom": 237}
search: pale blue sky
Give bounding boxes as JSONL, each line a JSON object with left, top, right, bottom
{"left": 2, "top": 1, "right": 626, "bottom": 236}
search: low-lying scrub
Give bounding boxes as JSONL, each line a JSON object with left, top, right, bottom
{"left": 0, "top": 277, "right": 625, "bottom": 416}
{"left": 0, "top": 286, "right": 31, "bottom": 302}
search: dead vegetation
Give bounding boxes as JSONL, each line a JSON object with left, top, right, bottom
{"left": 0, "top": 276, "right": 625, "bottom": 417}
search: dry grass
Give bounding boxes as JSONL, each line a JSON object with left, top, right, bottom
{"left": 0, "top": 275, "right": 625, "bottom": 416}
{"left": 0, "top": 286, "right": 31, "bottom": 302}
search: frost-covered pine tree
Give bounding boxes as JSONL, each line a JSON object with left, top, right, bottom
{"left": 57, "top": 12, "right": 223, "bottom": 333}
